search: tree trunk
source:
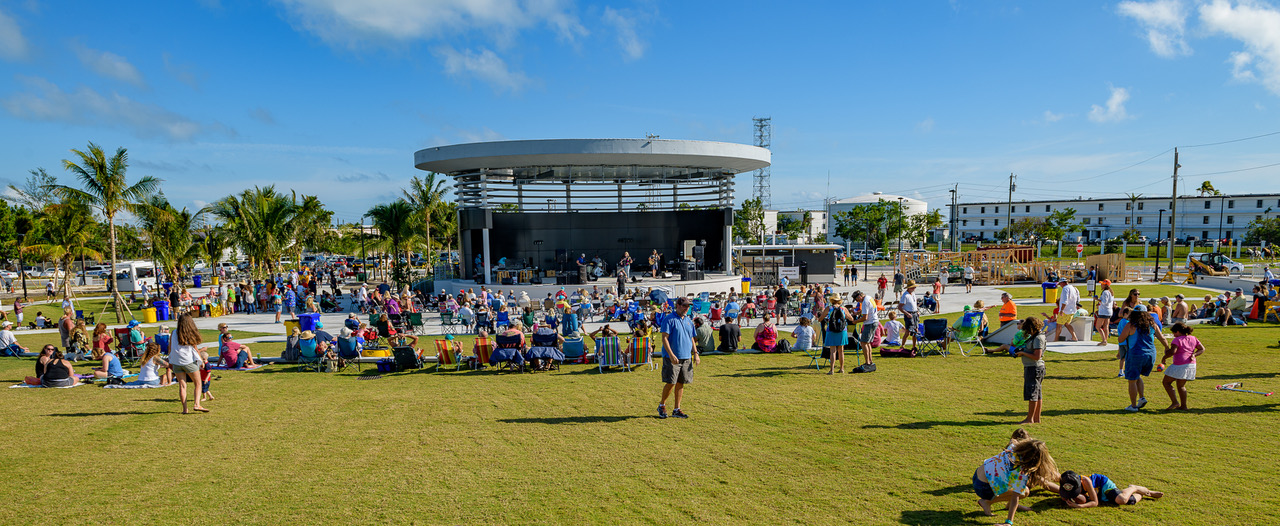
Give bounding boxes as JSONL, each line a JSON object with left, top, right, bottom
{"left": 109, "top": 212, "right": 126, "bottom": 323}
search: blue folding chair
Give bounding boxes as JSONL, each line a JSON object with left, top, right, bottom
{"left": 917, "top": 319, "right": 950, "bottom": 357}
{"left": 562, "top": 337, "right": 586, "bottom": 364}
{"left": 336, "top": 336, "right": 362, "bottom": 372}
{"left": 298, "top": 338, "right": 324, "bottom": 372}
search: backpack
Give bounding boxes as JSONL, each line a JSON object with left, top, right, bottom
{"left": 827, "top": 307, "right": 847, "bottom": 333}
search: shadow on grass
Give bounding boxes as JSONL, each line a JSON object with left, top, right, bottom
{"left": 497, "top": 415, "right": 640, "bottom": 425}
{"left": 922, "top": 483, "right": 973, "bottom": 496}
{"left": 864, "top": 420, "right": 1009, "bottom": 430}
{"left": 1199, "top": 372, "right": 1278, "bottom": 380}
{"left": 714, "top": 366, "right": 816, "bottom": 378}
{"left": 46, "top": 411, "right": 167, "bottom": 417}
{"left": 1047, "top": 375, "right": 1119, "bottom": 381}
{"left": 978, "top": 404, "right": 1279, "bottom": 416}
{"left": 898, "top": 509, "right": 987, "bottom": 525}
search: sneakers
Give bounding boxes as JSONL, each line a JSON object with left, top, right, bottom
{"left": 657, "top": 404, "right": 667, "bottom": 419}
{"left": 672, "top": 408, "right": 689, "bottom": 419}
{"left": 1116, "top": 372, "right": 1125, "bottom": 378}
{"left": 1124, "top": 405, "right": 1140, "bottom": 412}
{"left": 1136, "top": 397, "right": 1148, "bottom": 409}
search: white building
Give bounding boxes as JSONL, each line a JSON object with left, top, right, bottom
{"left": 956, "top": 193, "right": 1280, "bottom": 242}
{"left": 826, "top": 192, "right": 928, "bottom": 245}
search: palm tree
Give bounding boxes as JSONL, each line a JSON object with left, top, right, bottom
{"left": 1125, "top": 192, "right": 1143, "bottom": 234}
{"left": 209, "top": 186, "right": 331, "bottom": 277}
{"left": 365, "top": 200, "right": 419, "bottom": 286}
{"left": 50, "top": 143, "right": 161, "bottom": 322}
{"left": 402, "top": 173, "right": 450, "bottom": 267}
{"left": 1197, "top": 181, "right": 1219, "bottom": 197}
{"left": 21, "top": 202, "right": 103, "bottom": 303}
{"left": 132, "top": 195, "right": 205, "bottom": 283}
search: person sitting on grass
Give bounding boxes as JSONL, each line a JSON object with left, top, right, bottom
{"left": 34, "top": 348, "right": 79, "bottom": 387}
{"left": 882, "top": 311, "right": 904, "bottom": 347}
{"left": 972, "top": 436, "right": 1058, "bottom": 522}
{"left": 219, "top": 333, "right": 258, "bottom": 369}
{"left": 1161, "top": 322, "right": 1204, "bottom": 411}
{"left": 526, "top": 322, "right": 564, "bottom": 371}
{"left": 694, "top": 317, "right": 716, "bottom": 354}
{"left": 717, "top": 314, "right": 741, "bottom": 353}
{"left": 753, "top": 314, "right": 778, "bottom": 353}
{"left": 1045, "top": 470, "right": 1162, "bottom": 508}
{"left": 127, "top": 342, "right": 172, "bottom": 387}
{"left": 1, "top": 320, "right": 27, "bottom": 356}
{"left": 24, "top": 345, "right": 57, "bottom": 385}
{"left": 92, "top": 339, "right": 127, "bottom": 379}
{"left": 791, "top": 316, "right": 816, "bottom": 354}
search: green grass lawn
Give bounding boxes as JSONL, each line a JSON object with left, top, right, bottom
{"left": 2, "top": 321, "right": 1279, "bottom": 524}
{"left": 1002, "top": 285, "right": 1209, "bottom": 303}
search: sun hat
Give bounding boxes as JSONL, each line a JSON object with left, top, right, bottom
{"left": 300, "top": 330, "right": 315, "bottom": 339}
{"left": 905, "top": 280, "right": 917, "bottom": 288}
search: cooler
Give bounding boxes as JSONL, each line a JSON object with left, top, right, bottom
{"left": 1041, "top": 283, "right": 1059, "bottom": 304}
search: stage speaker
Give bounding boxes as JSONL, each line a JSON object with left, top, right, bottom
{"left": 692, "top": 245, "right": 705, "bottom": 262}
{"left": 556, "top": 249, "right": 567, "bottom": 264}
{"left": 501, "top": 277, "right": 514, "bottom": 285}
{"left": 556, "top": 274, "right": 571, "bottom": 285}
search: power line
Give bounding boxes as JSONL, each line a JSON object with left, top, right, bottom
{"left": 1180, "top": 161, "right": 1280, "bottom": 178}
{"left": 1179, "top": 129, "right": 1280, "bottom": 149}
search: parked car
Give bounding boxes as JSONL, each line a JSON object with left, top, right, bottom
{"left": 39, "top": 268, "right": 64, "bottom": 278}
{"left": 0, "top": 270, "right": 18, "bottom": 280}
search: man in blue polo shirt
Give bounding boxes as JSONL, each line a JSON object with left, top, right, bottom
{"left": 658, "top": 296, "right": 699, "bottom": 419}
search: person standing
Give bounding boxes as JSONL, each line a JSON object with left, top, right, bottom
{"left": 853, "top": 290, "right": 878, "bottom": 368}
{"left": 649, "top": 250, "right": 660, "bottom": 278}
{"left": 876, "top": 274, "right": 888, "bottom": 300}
{"left": 963, "top": 265, "right": 975, "bottom": 293}
{"left": 167, "top": 314, "right": 209, "bottom": 414}
{"left": 658, "top": 297, "right": 699, "bottom": 419}
{"left": 1094, "top": 281, "right": 1114, "bottom": 346}
{"left": 1013, "top": 317, "right": 1046, "bottom": 424}
{"left": 893, "top": 271, "right": 905, "bottom": 297}
{"left": 851, "top": 265, "right": 859, "bottom": 285}
{"left": 774, "top": 285, "right": 791, "bottom": 326}
{"left": 1117, "top": 306, "right": 1170, "bottom": 412}
{"left": 898, "top": 280, "right": 920, "bottom": 351}
{"left": 1053, "top": 279, "right": 1080, "bottom": 342}
{"left": 823, "top": 295, "right": 854, "bottom": 374}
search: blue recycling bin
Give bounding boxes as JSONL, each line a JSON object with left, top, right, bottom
{"left": 162, "top": 282, "right": 174, "bottom": 293}
{"left": 298, "top": 312, "right": 321, "bottom": 332}
{"left": 193, "top": 275, "right": 203, "bottom": 288}
{"left": 1041, "top": 282, "right": 1059, "bottom": 304}
{"left": 153, "top": 300, "right": 171, "bottom": 321}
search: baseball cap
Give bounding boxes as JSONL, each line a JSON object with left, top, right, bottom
{"left": 1058, "top": 471, "right": 1083, "bottom": 501}
{"left": 1, "top": 320, "right": 11, "bottom": 327}
{"left": 1134, "top": 304, "right": 1148, "bottom": 312}
{"left": 127, "top": 319, "right": 140, "bottom": 328}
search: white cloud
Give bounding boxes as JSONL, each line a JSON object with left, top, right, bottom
{"left": 603, "top": 6, "right": 645, "bottom": 60}
{"left": 434, "top": 45, "right": 529, "bottom": 93}
{"left": 1118, "top": 0, "right": 1192, "bottom": 57}
{"left": 0, "top": 8, "right": 29, "bottom": 61}
{"left": 71, "top": 42, "right": 146, "bottom": 87}
{"left": 916, "top": 117, "right": 935, "bottom": 133}
{"left": 1043, "top": 110, "right": 1065, "bottom": 123}
{"left": 276, "top": 0, "right": 585, "bottom": 46}
{"left": 1089, "top": 85, "right": 1132, "bottom": 123}
{"left": 163, "top": 52, "right": 203, "bottom": 89}
{"left": 1200, "top": 0, "right": 1280, "bottom": 95}
{"left": 2, "top": 76, "right": 234, "bottom": 141}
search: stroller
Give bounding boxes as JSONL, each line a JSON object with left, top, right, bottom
{"left": 319, "top": 293, "right": 341, "bottom": 313}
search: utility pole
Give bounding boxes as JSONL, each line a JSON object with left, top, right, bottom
{"left": 1168, "top": 148, "right": 1180, "bottom": 278}
{"left": 949, "top": 184, "right": 958, "bottom": 251}
{"left": 1006, "top": 173, "right": 1016, "bottom": 243}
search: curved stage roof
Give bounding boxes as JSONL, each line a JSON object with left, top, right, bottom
{"left": 414, "top": 138, "right": 771, "bottom": 177}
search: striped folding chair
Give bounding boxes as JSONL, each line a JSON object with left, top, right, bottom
{"left": 434, "top": 339, "right": 461, "bottom": 372}
{"left": 629, "top": 336, "right": 655, "bottom": 370}
{"left": 471, "top": 338, "right": 493, "bottom": 370}
{"left": 595, "top": 336, "right": 626, "bottom": 373}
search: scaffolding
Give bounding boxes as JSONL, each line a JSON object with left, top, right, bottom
{"left": 752, "top": 117, "right": 771, "bottom": 208}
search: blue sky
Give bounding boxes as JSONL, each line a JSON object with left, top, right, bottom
{"left": 2, "top": 0, "right": 1280, "bottom": 222}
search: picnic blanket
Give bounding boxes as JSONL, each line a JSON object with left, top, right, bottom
{"left": 103, "top": 382, "right": 176, "bottom": 389}
{"left": 10, "top": 382, "right": 87, "bottom": 389}
{"left": 209, "top": 364, "right": 265, "bottom": 371}
{"left": 77, "top": 374, "right": 139, "bottom": 383}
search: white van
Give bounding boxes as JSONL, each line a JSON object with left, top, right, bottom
{"left": 114, "top": 261, "right": 157, "bottom": 292}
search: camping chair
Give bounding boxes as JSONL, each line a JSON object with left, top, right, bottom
{"left": 595, "top": 336, "right": 627, "bottom": 373}
{"left": 491, "top": 333, "right": 526, "bottom": 373}
{"left": 494, "top": 310, "right": 511, "bottom": 331}
{"left": 155, "top": 334, "right": 171, "bottom": 356}
{"left": 474, "top": 312, "right": 493, "bottom": 334}
{"left": 562, "top": 337, "right": 587, "bottom": 364}
{"left": 298, "top": 338, "right": 324, "bottom": 372}
{"left": 917, "top": 319, "right": 950, "bottom": 357}
{"left": 629, "top": 336, "right": 655, "bottom": 370}
{"left": 709, "top": 307, "right": 723, "bottom": 328}
{"left": 407, "top": 312, "right": 426, "bottom": 335}
{"left": 440, "top": 312, "right": 462, "bottom": 335}
{"left": 335, "top": 336, "right": 362, "bottom": 372}
{"left": 471, "top": 338, "right": 493, "bottom": 370}
{"left": 113, "top": 328, "right": 143, "bottom": 367}
{"left": 950, "top": 311, "right": 987, "bottom": 357}
{"left": 392, "top": 346, "right": 421, "bottom": 371}
{"left": 434, "top": 339, "right": 461, "bottom": 372}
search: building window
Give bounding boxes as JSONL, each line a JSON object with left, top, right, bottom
{"left": 1045, "top": 205, "right": 1051, "bottom": 212}
{"left": 994, "top": 219, "right": 999, "bottom": 226}
{"left": 1098, "top": 203, "right": 1104, "bottom": 211}
{"left": 1203, "top": 216, "right": 1210, "bottom": 224}
{"left": 1204, "top": 201, "right": 1211, "bottom": 209}
{"left": 1126, "top": 202, "right": 1132, "bottom": 211}
{"left": 980, "top": 219, "right": 985, "bottom": 226}
{"left": 1125, "top": 217, "right": 1130, "bottom": 225}
{"left": 962, "top": 207, "right": 967, "bottom": 214}
{"left": 995, "top": 206, "right": 1000, "bottom": 213}
{"left": 1083, "top": 218, "right": 1091, "bottom": 225}
{"left": 1258, "top": 199, "right": 1264, "bottom": 208}
{"left": 1227, "top": 216, "right": 1234, "bottom": 224}
{"left": 1025, "top": 205, "right": 1030, "bottom": 213}
{"left": 1228, "top": 200, "right": 1235, "bottom": 209}
{"left": 1098, "top": 217, "right": 1104, "bottom": 224}
{"left": 981, "top": 207, "right": 985, "bottom": 213}
{"left": 1138, "top": 202, "right": 1144, "bottom": 210}
{"left": 1203, "top": 230, "right": 1209, "bottom": 239}
{"left": 1137, "top": 217, "right": 1143, "bottom": 224}
{"left": 962, "top": 220, "right": 968, "bottom": 226}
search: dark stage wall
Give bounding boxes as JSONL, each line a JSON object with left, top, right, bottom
{"left": 461, "top": 209, "right": 728, "bottom": 278}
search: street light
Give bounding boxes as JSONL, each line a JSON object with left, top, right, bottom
{"left": 1217, "top": 194, "right": 1228, "bottom": 247}
{"left": 1154, "top": 209, "right": 1165, "bottom": 282}
{"left": 897, "top": 197, "right": 905, "bottom": 270}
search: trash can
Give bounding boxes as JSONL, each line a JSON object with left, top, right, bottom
{"left": 298, "top": 312, "right": 320, "bottom": 332}
{"left": 193, "top": 275, "right": 203, "bottom": 288}
{"left": 212, "top": 276, "right": 220, "bottom": 286}
{"left": 1041, "top": 282, "right": 1059, "bottom": 304}
{"left": 742, "top": 277, "right": 751, "bottom": 294}
{"left": 283, "top": 319, "right": 300, "bottom": 337}
{"left": 141, "top": 307, "right": 157, "bottom": 324}
{"left": 357, "top": 272, "right": 367, "bottom": 282}
{"left": 153, "top": 300, "right": 171, "bottom": 321}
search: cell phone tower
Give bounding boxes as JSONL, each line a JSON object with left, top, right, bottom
{"left": 752, "top": 116, "right": 771, "bottom": 208}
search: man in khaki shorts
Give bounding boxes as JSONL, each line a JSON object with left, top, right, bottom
{"left": 658, "top": 297, "right": 699, "bottom": 419}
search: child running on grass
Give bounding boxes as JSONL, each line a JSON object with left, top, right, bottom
{"left": 1011, "top": 317, "right": 1046, "bottom": 424}
{"left": 1113, "top": 306, "right": 1132, "bottom": 378}
{"left": 1161, "top": 322, "right": 1205, "bottom": 410}
{"left": 1045, "top": 470, "right": 1163, "bottom": 508}
{"left": 972, "top": 434, "right": 1058, "bottom": 523}
{"left": 199, "top": 350, "right": 214, "bottom": 402}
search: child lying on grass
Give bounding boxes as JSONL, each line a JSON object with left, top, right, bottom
{"left": 972, "top": 428, "right": 1058, "bottom": 522}
{"left": 1044, "top": 470, "right": 1163, "bottom": 508}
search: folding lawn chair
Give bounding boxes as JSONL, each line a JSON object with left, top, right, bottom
{"left": 433, "top": 339, "right": 461, "bottom": 372}
{"left": 407, "top": 312, "right": 426, "bottom": 335}
{"left": 917, "top": 319, "right": 950, "bottom": 357}
{"left": 595, "top": 336, "right": 627, "bottom": 372}
{"left": 113, "top": 327, "right": 143, "bottom": 368}
{"left": 336, "top": 336, "right": 362, "bottom": 372}
{"left": 155, "top": 334, "right": 171, "bottom": 356}
{"left": 629, "top": 336, "right": 655, "bottom": 370}
{"left": 471, "top": 338, "right": 493, "bottom": 370}
{"left": 298, "top": 338, "right": 324, "bottom": 372}
{"left": 491, "top": 333, "right": 525, "bottom": 373}
{"left": 950, "top": 311, "right": 987, "bottom": 357}
{"left": 392, "top": 346, "right": 421, "bottom": 371}
{"left": 494, "top": 311, "right": 511, "bottom": 331}
{"left": 562, "top": 337, "right": 586, "bottom": 364}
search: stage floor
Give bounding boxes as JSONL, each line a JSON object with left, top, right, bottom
{"left": 436, "top": 273, "right": 746, "bottom": 298}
